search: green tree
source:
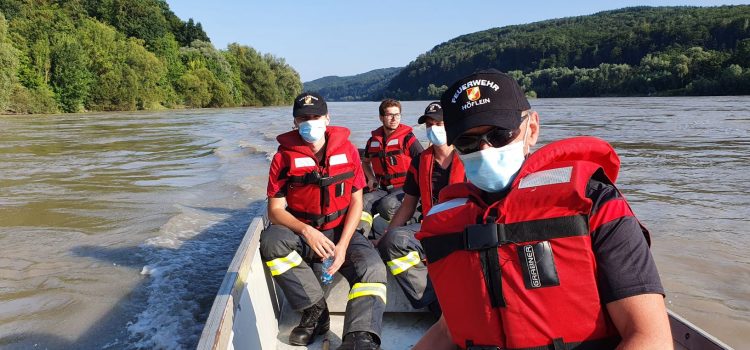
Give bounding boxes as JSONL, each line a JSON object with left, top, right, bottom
{"left": 51, "top": 32, "right": 92, "bottom": 112}
{"left": 265, "top": 54, "right": 301, "bottom": 104}
{"left": 180, "top": 40, "right": 239, "bottom": 107}
{"left": 150, "top": 33, "right": 184, "bottom": 107}
{"left": 108, "top": 0, "right": 168, "bottom": 49}
{"left": 78, "top": 18, "right": 164, "bottom": 110}
{"left": 225, "top": 43, "right": 280, "bottom": 106}
{"left": 426, "top": 83, "right": 447, "bottom": 99}
{"left": 0, "top": 12, "right": 20, "bottom": 112}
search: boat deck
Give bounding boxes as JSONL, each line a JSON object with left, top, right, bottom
{"left": 276, "top": 304, "right": 435, "bottom": 349}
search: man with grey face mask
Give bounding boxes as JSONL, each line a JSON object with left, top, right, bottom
{"left": 413, "top": 69, "right": 672, "bottom": 350}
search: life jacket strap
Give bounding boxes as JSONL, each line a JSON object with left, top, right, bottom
{"left": 381, "top": 171, "right": 407, "bottom": 180}
{"left": 287, "top": 207, "right": 349, "bottom": 228}
{"left": 421, "top": 215, "right": 589, "bottom": 263}
{"left": 288, "top": 171, "right": 354, "bottom": 187}
{"left": 505, "top": 336, "right": 621, "bottom": 350}
{"left": 368, "top": 149, "right": 403, "bottom": 158}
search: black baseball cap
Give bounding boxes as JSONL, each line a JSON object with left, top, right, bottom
{"left": 417, "top": 101, "right": 443, "bottom": 124}
{"left": 293, "top": 92, "right": 328, "bottom": 117}
{"left": 440, "top": 69, "right": 531, "bottom": 145}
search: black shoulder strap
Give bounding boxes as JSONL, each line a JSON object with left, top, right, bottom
{"left": 403, "top": 132, "right": 414, "bottom": 150}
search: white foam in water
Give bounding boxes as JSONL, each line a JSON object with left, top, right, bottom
{"left": 127, "top": 202, "right": 263, "bottom": 349}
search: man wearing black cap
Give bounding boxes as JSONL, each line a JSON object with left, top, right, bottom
{"left": 413, "top": 70, "right": 671, "bottom": 349}
{"left": 261, "top": 92, "right": 386, "bottom": 350}
{"left": 375, "top": 101, "right": 466, "bottom": 315}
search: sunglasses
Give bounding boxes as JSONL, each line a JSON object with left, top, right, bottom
{"left": 453, "top": 127, "right": 521, "bottom": 154}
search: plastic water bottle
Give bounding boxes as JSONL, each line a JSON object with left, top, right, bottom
{"left": 321, "top": 257, "right": 334, "bottom": 285}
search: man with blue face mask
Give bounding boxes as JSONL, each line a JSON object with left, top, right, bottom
{"left": 413, "top": 70, "right": 671, "bottom": 350}
{"left": 261, "top": 92, "right": 386, "bottom": 350}
{"left": 375, "top": 102, "right": 466, "bottom": 316}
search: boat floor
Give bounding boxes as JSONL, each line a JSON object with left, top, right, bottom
{"left": 276, "top": 302, "right": 436, "bottom": 349}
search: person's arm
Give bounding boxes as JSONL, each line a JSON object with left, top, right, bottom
{"left": 327, "top": 189, "right": 363, "bottom": 275}
{"left": 362, "top": 138, "right": 378, "bottom": 190}
{"left": 362, "top": 157, "right": 378, "bottom": 190}
{"left": 386, "top": 156, "right": 421, "bottom": 231}
{"left": 607, "top": 294, "right": 672, "bottom": 350}
{"left": 407, "top": 132, "right": 424, "bottom": 158}
{"left": 413, "top": 315, "right": 457, "bottom": 350}
{"left": 586, "top": 173, "right": 671, "bottom": 348}
{"left": 268, "top": 197, "right": 335, "bottom": 259}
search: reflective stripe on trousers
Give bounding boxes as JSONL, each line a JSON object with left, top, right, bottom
{"left": 348, "top": 282, "right": 387, "bottom": 304}
{"left": 265, "top": 250, "right": 303, "bottom": 276}
{"left": 386, "top": 250, "right": 421, "bottom": 275}
{"left": 360, "top": 211, "right": 373, "bottom": 226}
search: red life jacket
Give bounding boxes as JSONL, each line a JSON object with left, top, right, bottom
{"left": 276, "top": 126, "right": 358, "bottom": 230}
{"left": 366, "top": 124, "right": 416, "bottom": 188}
{"left": 418, "top": 146, "right": 466, "bottom": 216}
{"left": 416, "top": 137, "right": 636, "bottom": 350}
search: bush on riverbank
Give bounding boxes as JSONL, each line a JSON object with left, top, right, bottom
{"left": 0, "top": 1, "right": 302, "bottom": 114}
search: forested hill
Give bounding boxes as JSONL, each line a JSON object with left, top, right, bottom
{"left": 0, "top": 0, "right": 302, "bottom": 114}
{"left": 384, "top": 6, "right": 750, "bottom": 99}
{"left": 303, "top": 67, "right": 402, "bottom": 101}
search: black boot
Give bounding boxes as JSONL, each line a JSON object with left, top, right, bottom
{"left": 288, "top": 298, "right": 330, "bottom": 345}
{"left": 337, "top": 331, "right": 380, "bottom": 350}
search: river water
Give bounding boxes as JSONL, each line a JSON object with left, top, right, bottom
{"left": 0, "top": 97, "right": 747, "bottom": 349}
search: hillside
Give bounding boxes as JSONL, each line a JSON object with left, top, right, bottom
{"left": 0, "top": 0, "right": 302, "bottom": 114}
{"left": 383, "top": 6, "right": 750, "bottom": 99}
{"left": 303, "top": 67, "right": 402, "bottom": 101}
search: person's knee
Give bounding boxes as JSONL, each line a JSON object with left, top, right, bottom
{"left": 363, "top": 259, "right": 388, "bottom": 283}
{"left": 378, "top": 228, "right": 410, "bottom": 258}
{"left": 362, "top": 190, "right": 384, "bottom": 214}
{"left": 259, "top": 225, "right": 297, "bottom": 259}
{"left": 356, "top": 252, "right": 388, "bottom": 283}
{"left": 377, "top": 195, "right": 402, "bottom": 220}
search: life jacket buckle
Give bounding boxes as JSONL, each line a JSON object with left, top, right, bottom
{"left": 303, "top": 171, "right": 322, "bottom": 185}
{"left": 464, "top": 223, "right": 500, "bottom": 250}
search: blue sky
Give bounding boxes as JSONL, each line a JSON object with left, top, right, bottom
{"left": 165, "top": 0, "right": 749, "bottom": 82}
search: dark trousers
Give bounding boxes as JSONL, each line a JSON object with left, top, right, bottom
{"left": 259, "top": 224, "right": 387, "bottom": 337}
{"left": 377, "top": 223, "right": 437, "bottom": 309}
{"left": 359, "top": 188, "right": 405, "bottom": 238}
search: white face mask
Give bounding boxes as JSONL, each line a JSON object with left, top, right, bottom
{"left": 426, "top": 125, "right": 447, "bottom": 146}
{"left": 459, "top": 140, "right": 526, "bottom": 192}
{"left": 458, "top": 118, "right": 531, "bottom": 192}
{"left": 298, "top": 118, "right": 327, "bottom": 143}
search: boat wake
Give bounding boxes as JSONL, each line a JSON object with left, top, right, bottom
{"left": 125, "top": 201, "right": 266, "bottom": 348}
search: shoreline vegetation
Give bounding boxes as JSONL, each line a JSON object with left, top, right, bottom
{"left": 2, "top": 4, "right": 748, "bottom": 114}
{"left": 0, "top": 0, "right": 302, "bottom": 115}
{"left": 306, "top": 6, "right": 750, "bottom": 102}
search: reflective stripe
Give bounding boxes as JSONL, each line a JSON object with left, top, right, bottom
{"left": 360, "top": 211, "right": 373, "bottom": 226}
{"left": 519, "top": 166, "right": 573, "bottom": 188}
{"left": 370, "top": 141, "right": 380, "bottom": 147}
{"left": 348, "top": 282, "right": 387, "bottom": 303}
{"left": 387, "top": 251, "right": 421, "bottom": 275}
{"left": 426, "top": 198, "right": 468, "bottom": 216}
{"left": 294, "top": 157, "right": 316, "bottom": 168}
{"left": 265, "top": 251, "right": 303, "bottom": 276}
{"left": 387, "top": 139, "right": 399, "bottom": 146}
{"left": 329, "top": 153, "right": 348, "bottom": 166}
